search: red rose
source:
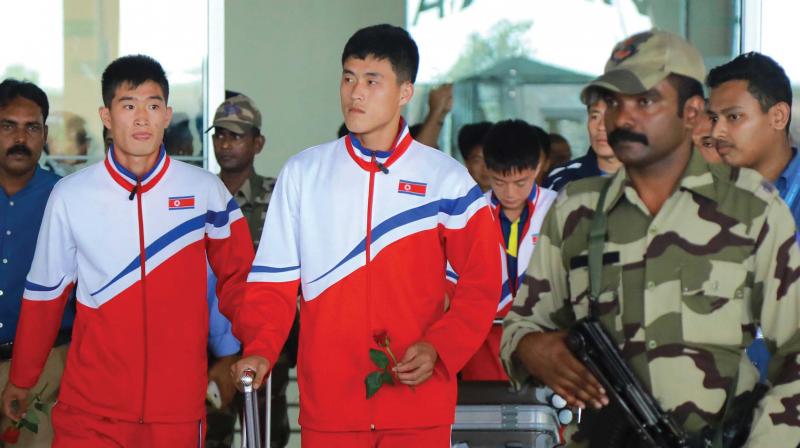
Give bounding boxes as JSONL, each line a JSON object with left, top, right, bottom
{"left": 373, "top": 330, "right": 389, "bottom": 347}
{"left": 1, "top": 426, "right": 20, "bottom": 444}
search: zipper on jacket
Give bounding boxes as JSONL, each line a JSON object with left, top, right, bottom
{"left": 135, "top": 177, "right": 149, "bottom": 423}
{"left": 366, "top": 153, "right": 377, "bottom": 429}
{"left": 366, "top": 157, "right": 377, "bottom": 263}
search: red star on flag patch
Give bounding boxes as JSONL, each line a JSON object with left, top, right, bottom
{"left": 398, "top": 180, "right": 427, "bottom": 197}
{"left": 168, "top": 196, "right": 195, "bottom": 210}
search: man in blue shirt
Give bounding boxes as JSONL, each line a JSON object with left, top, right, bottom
{"left": 707, "top": 52, "right": 797, "bottom": 381}
{"left": 0, "top": 79, "right": 71, "bottom": 447}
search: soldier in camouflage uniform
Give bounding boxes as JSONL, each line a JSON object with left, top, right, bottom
{"left": 207, "top": 94, "right": 293, "bottom": 448}
{"left": 501, "top": 30, "right": 800, "bottom": 446}
{"left": 209, "top": 94, "right": 276, "bottom": 245}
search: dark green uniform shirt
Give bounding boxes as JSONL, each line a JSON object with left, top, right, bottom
{"left": 229, "top": 172, "right": 276, "bottom": 249}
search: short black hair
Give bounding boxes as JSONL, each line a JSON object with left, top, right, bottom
{"left": 165, "top": 120, "right": 193, "bottom": 156}
{"left": 408, "top": 123, "right": 423, "bottom": 138}
{"left": 531, "top": 125, "right": 551, "bottom": 158}
{"left": 549, "top": 133, "right": 568, "bottom": 146}
{"left": 667, "top": 74, "right": 704, "bottom": 118}
{"left": 337, "top": 122, "right": 349, "bottom": 138}
{"left": 483, "top": 120, "right": 545, "bottom": 175}
{"left": 457, "top": 121, "right": 492, "bottom": 160}
{"left": 101, "top": 54, "right": 169, "bottom": 107}
{"left": 0, "top": 78, "right": 49, "bottom": 122}
{"left": 583, "top": 88, "right": 604, "bottom": 110}
{"left": 341, "top": 24, "right": 419, "bottom": 84}
{"left": 707, "top": 52, "right": 792, "bottom": 129}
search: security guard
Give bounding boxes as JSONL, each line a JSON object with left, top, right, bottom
{"left": 502, "top": 30, "right": 800, "bottom": 447}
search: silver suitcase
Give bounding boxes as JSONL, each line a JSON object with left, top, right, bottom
{"left": 453, "top": 404, "right": 561, "bottom": 448}
{"left": 452, "top": 382, "right": 562, "bottom": 448}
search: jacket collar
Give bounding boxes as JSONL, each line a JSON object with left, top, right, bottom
{"left": 104, "top": 144, "right": 170, "bottom": 193}
{"left": 602, "top": 148, "right": 715, "bottom": 213}
{"left": 344, "top": 118, "right": 413, "bottom": 172}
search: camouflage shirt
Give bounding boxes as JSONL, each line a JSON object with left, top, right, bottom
{"left": 501, "top": 149, "right": 800, "bottom": 446}
{"left": 228, "top": 171, "right": 276, "bottom": 249}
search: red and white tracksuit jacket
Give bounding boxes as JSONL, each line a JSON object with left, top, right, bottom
{"left": 452, "top": 186, "right": 557, "bottom": 380}
{"left": 230, "top": 124, "right": 502, "bottom": 431}
{"left": 11, "top": 147, "right": 253, "bottom": 423}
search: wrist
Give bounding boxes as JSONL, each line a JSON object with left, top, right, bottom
{"left": 515, "top": 332, "right": 547, "bottom": 370}
{"left": 424, "top": 113, "right": 442, "bottom": 126}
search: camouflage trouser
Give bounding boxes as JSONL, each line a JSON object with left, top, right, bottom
{"left": 205, "top": 354, "right": 291, "bottom": 448}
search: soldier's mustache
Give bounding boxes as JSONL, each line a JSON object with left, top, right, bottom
{"left": 608, "top": 129, "right": 649, "bottom": 147}
{"left": 716, "top": 139, "right": 734, "bottom": 149}
{"left": 6, "top": 144, "right": 32, "bottom": 157}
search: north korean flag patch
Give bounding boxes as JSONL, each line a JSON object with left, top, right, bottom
{"left": 398, "top": 180, "right": 427, "bottom": 197}
{"left": 168, "top": 195, "right": 195, "bottom": 210}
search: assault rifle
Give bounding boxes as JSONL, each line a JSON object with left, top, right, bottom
{"left": 566, "top": 316, "right": 690, "bottom": 447}
{"left": 566, "top": 317, "right": 767, "bottom": 448}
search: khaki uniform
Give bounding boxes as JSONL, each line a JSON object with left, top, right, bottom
{"left": 231, "top": 172, "right": 276, "bottom": 249}
{"left": 501, "top": 150, "right": 800, "bottom": 446}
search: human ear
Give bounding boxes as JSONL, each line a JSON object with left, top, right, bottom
{"left": 99, "top": 106, "right": 112, "bottom": 129}
{"left": 398, "top": 82, "right": 414, "bottom": 107}
{"left": 769, "top": 102, "right": 791, "bottom": 132}
{"left": 682, "top": 95, "right": 705, "bottom": 130}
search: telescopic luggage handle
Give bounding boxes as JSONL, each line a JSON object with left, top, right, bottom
{"left": 240, "top": 369, "right": 272, "bottom": 448}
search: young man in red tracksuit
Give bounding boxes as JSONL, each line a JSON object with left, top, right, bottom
{"left": 230, "top": 25, "right": 502, "bottom": 447}
{"left": 454, "top": 120, "right": 557, "bottom": 381}
{"left": 0, "top": 55, "right": 254, "bottom": 447}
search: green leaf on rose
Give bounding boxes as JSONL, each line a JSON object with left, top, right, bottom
{"left": 365, "top": 371, "right": 384, "bottom": 399}
{"left": 20, "top": 418, "right": 38, "bottom": 433}
{"left": 26, "top": 410, "right": 39, "bottom": 425}
{"left": 381, "top": 371, "right": 394, "bottom": 385}
{"left": 369, "top": 348, "right": 389, "bottom": 370}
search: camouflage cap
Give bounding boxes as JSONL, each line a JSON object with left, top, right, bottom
{"left": 206, "top": 95, "right": 262, "bottom": 134}
{"left": 580, "top": 30, "right": 706, "bottom": 104}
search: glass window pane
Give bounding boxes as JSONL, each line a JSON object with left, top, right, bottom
{"left": 0, "top": 0, "right": 211, "bottom": 174}
{"left": 759, "top": 0, "right": 800, "bottom": 142}
{"left": 406, "top": 0, "right": 741, "bottom": 158}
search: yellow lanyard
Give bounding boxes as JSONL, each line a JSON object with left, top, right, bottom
{"left": 506, "top": 218, "right": 520, "bottom": 257}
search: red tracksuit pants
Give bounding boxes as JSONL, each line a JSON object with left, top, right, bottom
{"left": 301, "top": 425, "right": 451, "bottom": 448}
{"left": 51, "top": 402, "right": 205, "bottom": 447}
{"left": 459, "top": 325, "right": 508, "bottom": 381}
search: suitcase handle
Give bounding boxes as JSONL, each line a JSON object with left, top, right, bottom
{"left": 240, "top": 369, "right": 271, "bottom": 448}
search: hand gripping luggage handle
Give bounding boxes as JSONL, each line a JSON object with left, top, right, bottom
{"left": 240, "top": 369, "right": 272, "bottom": 448}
